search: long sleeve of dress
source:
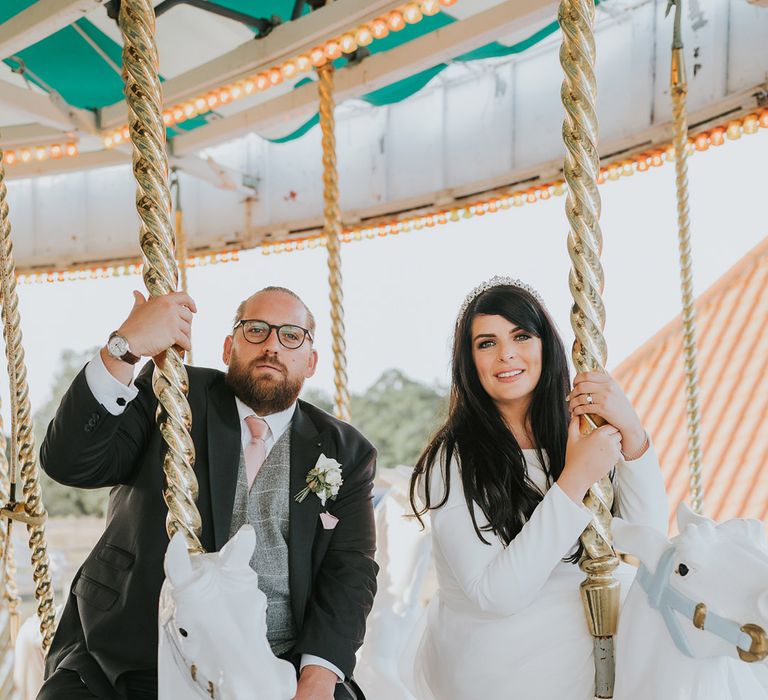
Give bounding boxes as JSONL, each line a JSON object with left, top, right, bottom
{"left": 613, "top": 441, "right": 669, "bottom": 534}
{"left": 428, "top": 459, "right": 593, "bottom": 616}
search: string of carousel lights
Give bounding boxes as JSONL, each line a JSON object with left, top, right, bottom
{"left": 9, "top": 106, "right": 768, "bottom": 282}
{"left": 101, "top": 0, "right": 457, "bottom": 148}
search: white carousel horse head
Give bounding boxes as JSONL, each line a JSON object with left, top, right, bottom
{"left": 158, "top": 525, "right": 297, "bottom": 700}
{"left": 612, "top": 503, "right": 768, "bottom": 699}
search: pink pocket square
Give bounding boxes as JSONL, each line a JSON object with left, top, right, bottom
{"left": 319, "top": 512, "right": 339, "bottom": 530}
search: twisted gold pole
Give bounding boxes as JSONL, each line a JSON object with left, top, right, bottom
{"left": 558, "top": 1, "right": 619, "bottom": 696}
{"left": 318, "top": 64, "right": 351, "bottom": 422}
{"left": 668, "top": 0, "right": 705, "bottom": 515}
{"left": 173, "top": 176, "right": 192, "bottom": 365}
{"left": 119, "top": 0, "right": 202, "bottom": 552}
{"left": 0, "top": 148, "right": 56, "bottom": 650}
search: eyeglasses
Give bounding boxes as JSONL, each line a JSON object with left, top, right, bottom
{"left": 234, "top": 319, "right": 313, "bottom": 349}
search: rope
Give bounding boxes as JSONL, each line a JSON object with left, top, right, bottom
{"left": 667, "top": 0, "right": 705, "bottom": 515}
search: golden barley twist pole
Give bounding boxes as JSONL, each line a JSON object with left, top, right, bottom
{"left": 0, "top": 148, "right": 56, "bottom": 649}
{"left": 667, "top": 0, "right": 705, "bottom": 515}
{"left": 559, "top": 1, "right": 619, "bottom": 696}
{"left": 173, "top": 176, "right": 192, "bottom": 365}
{"left": 318, "top": 64, "right": 351, "bottom": 422}
{"left": 119, "top": 0, "right": 202, "bottom": 552}
{"left": 0, "top": 424, "right": 21, "bottom": 646}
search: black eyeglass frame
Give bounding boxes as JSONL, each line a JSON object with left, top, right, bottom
{"left": 233, "top": 319, "right": 314, "bottom": 349}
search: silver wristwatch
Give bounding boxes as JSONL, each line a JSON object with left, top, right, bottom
{"left": 107, "top": 331, "right": 140, "bottom": 365}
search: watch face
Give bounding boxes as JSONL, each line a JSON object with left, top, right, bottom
{"left": 108, "top": 335, "right": 129, "bottom": 358}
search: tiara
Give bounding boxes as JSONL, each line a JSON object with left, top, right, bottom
{"left": 457, "top": 275, "right": 545, "bottom": 321}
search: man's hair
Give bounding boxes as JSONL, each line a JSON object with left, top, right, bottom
{"left": 233, "top": 286, "right": 316, "bottom": 337}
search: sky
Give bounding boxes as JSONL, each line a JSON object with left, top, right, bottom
{"left": 1, "top": 127, "right": 767, "bottom": 428}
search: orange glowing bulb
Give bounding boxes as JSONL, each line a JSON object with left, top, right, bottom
{"left": 388, "top": 11, "right": 405, "bottom": 31}
{"left": 636, "top": 158, "right": 648, "bottom": 172}
{"left": 50, "top": 144, "right": 63, "bottom": 158}
{"left": 340, "top": 34, "right": 357, "bottom": 53}
{"left": 403, "top": 4, "right": 422, "bottom": 23}
{"left": 310, "top": 47, "right": 326, "bottom": 66}
{"left": 121, "top": 127, "right": 130, "bottom": 139}
{"left": 4, "top": 151, "right": 16, "bottom": 165}
{"left": 194, "top": 97, "right": 207, "bottom": 111}
{"left": 421, "top": 0, "right": 440, "bottom": 15}
{"left": 207, "top": 93, "right": 220, "bottom": 108}
{"left": 726, "top": 120, "right": 742, "bottom": 140}
{"left": 325, "top": 40, "right": 342, "bottom": 60}
{"left": 694, "top": 133, "right": 709, "bottom": 151}
{"left": 743, "top": 114, "right": 759, "bottom": 135}
{"left": 371, "top": 18, "right": 390, "bottom": 39}
{"left": 525, "top": 189, "right": 536, "bottom": 203}
{"left": 709, "top": 128, "right": 725, "bottom": 146}
{"left": 256, "top": 73, "right": 270, "bottom": 90}
{"left": 243, "top": 79, "right": 255, "bottom": 95}
{"left": 296, "top": 55, "right": 312, "bottom": 72}
{"left": 113, "top": 131, "right": 124, "bottom": 144}
{"left": 356, "top": 26, "right": 373, "bottom": 46}
{"left": 183, "top": 102, "right": 196, "bottom": 117}
{"left": 650, "top": 152, "right": 663, "bottom": 166}
{"left": 281, "top": 61, "right": 297, "bottom": 79}
{"left": 103, "top": 135, "right": 113, "bottom": 148}
{"left": 230, "top": 84, "right": 243, "bottom": 100}
{"left": 66, "top": 144, "right": 78, "bottom": 157}
{"left": 439, "top": 0, "right": 457, "bottom": 5}
{"left": 760, "top": 109, "right": 768, "bottom": 129}
{"left": 35, "top": 146, "right": 48, "bottom": 161}
{"left": 268, "top": 67, "right": 283, "bottom": 85}
{"left": 539, "top": 188, "right": 551, "bottom": 200}
{"left": 218, "top": 88, "right": 232, "bottom": 103}
{"left": 173, "top": 107, "right": 185, "bottom": 120}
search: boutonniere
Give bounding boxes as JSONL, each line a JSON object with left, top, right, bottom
{"left": 294, "top": 453, "right": 343, "bottom": 506}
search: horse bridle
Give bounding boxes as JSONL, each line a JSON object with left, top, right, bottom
{"left": 162, "top": 618, "right": 222, "bottom": 698}
{"left": 636, "top": 545, "right": 768, "bottom": 662}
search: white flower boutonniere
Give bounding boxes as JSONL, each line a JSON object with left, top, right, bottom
{"left": 294, "top": 453, "right": 343, "bottom": 506}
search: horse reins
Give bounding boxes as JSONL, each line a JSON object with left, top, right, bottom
{"left": 162, "top": 618, "right": 221, "bottom": 698}
{"left": 636, "top": 545, "right": 768, "bottom": 663}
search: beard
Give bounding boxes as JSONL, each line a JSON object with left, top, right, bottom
{"left": 225, "top": 352, "right": 304, "bottom": 415}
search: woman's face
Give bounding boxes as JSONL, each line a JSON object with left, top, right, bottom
{"left": 470, "top": 313, "right": 543, "bottom": 416}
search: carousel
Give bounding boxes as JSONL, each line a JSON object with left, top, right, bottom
{"left": 0, "top": 0, "right": 767, "bottom": 698}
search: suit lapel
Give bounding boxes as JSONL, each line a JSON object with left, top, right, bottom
{"left": 289, "top": 402, "right": 327, "bottom": 629}
{"left": 207, "top": 378, "right": 241, "bottom": 551}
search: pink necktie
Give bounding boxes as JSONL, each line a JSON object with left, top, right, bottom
{"left": 244, "top": 416, "right": 270, "bottom": 489}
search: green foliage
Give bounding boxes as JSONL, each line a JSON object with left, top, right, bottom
{"left": 33, "top": 347, "right": 110, "bottom": 518}
{"left": 303, "top": 369, "right": 448, "bottom": 469}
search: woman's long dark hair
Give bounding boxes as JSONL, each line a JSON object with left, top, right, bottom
{"left": 410, "top": 284, "right": 571, "bottom": 550}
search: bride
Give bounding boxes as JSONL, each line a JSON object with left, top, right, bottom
{"left": 404, "top": 277, "right": 669, "bottom": 700}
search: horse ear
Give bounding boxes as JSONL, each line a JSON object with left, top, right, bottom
{"left": 219, "top": 525, "right": 256, "bottom": 569}
{"left": 676, "top": 501, "right": 714, "bottom": 531}
{"left": 164, "top": 531, "right": 195, "bottom": 587}
{"left": 612, "top": 517, "right": 670, "bottom": 569}
{"left": 718, "top": 518, "right": 768, "bottom": 551}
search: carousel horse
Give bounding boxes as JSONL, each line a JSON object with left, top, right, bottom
{"left": 159, "top": 525, "right": 297, "bottom": 700}
{"left": 613, "top": 503, "right": 768, "bottom": 700}
{"left": 356, "top": 473, "right": 434, "bottom": 700}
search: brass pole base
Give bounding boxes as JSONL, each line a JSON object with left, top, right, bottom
{"left": 579, "top": 554, "right": 620, "bottom": 638}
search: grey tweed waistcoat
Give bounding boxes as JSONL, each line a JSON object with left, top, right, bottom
{"left": 229, "top": 426, "right": 297, "bottom": 656}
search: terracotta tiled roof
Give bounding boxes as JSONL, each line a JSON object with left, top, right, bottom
{"left": 613, "top": 236, "right": 768, "bottom": 530}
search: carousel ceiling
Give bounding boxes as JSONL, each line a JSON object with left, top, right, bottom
{"left": 0, "top": 0, "right": 767, "bottom": 273}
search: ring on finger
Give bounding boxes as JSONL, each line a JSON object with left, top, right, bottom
{"left": 586, "top": 393, "right": 594, "bottom": 405}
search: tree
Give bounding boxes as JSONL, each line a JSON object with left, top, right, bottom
{"left": 32, "top": 347, "right": 110, "bottom": 517}
{"left": 302, "top": 370, "right": 448, "bottom": 468}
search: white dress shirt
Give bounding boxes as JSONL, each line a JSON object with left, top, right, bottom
{"left": 85, "top": 353, "right": 344, "bottom": 681}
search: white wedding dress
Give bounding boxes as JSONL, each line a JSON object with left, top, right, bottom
{"left": 401, "top": 446, "right": 668, "bottom": 700}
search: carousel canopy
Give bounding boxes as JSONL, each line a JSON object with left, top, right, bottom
{"left": 1, "top": 0, "right": 767, "bottom": 272}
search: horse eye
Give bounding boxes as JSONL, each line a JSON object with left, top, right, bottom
{"left": 676, "top": 563, "right": 689, "bottom": 577}
{"left": 179, "top": 627, "right": 188, "bottom": 637}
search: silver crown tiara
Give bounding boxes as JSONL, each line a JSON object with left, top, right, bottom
{"left": 457, "top": 275, "right": 545, "bottom": 321}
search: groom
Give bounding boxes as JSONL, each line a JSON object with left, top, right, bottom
{"left": 38, "top": 286, "right": 377, "bottom": 700}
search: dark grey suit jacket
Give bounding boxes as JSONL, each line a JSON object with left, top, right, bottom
{"left": 41, "top": 362, "right": 377, "bottom": 698}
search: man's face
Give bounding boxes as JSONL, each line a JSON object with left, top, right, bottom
{"left": 223, "top": 291, "right": 317, "bottom": 415}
